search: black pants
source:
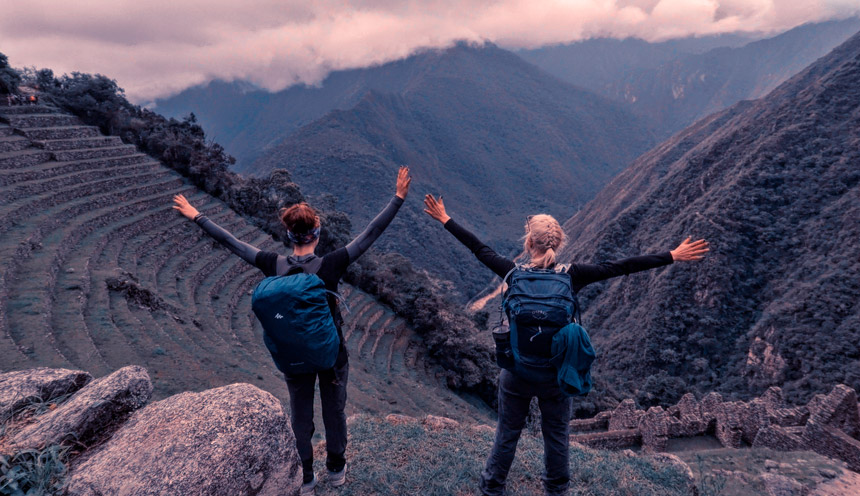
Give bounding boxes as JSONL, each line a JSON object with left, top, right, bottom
{"left": 285, "top": 356, "right": 349, "bottom": 482}
{"left": 480, "top": 369, "right": 572, "bottom": 496}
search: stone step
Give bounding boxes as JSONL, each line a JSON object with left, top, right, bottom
{"left": 0, "top": 153, "right": 157, "bottom": 188}
{"left": 34, "top": 136, "right": 124, "bottom": 151}
{"left": 0, "top": 155, "right": 155, "bottom": 187}
{"left": 2, "top": 114, "right": 81, "bottom": 129}
{"left": 52, "top": 145, "right": 138, "bottom": 162}
{"left": 1, "top": 162, "right": 160, "bottom": 206}
{"left": 51, "top": 153, "right": 153, "bottom": 170}
{"left": 22, "top": 126, "right": 100, "bottom": 140}
{"left": 0, "top": 125, "right": 14, "bottom": 138}
{"left": 0, "top": 105, "right": 57, "bottom": 115}
{"left": 0, "top": 136, "right": 30, "bottom": 153}
{"left": 0, "top": 149, "right": 53, "bottom": 168}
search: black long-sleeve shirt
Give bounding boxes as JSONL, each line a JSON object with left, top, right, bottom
{"left": 194, "top": 195, "right": 403, "bottom": 285}
{"left": 443, "top": 218, "right": 673, "bottom": 292}
{"left": 193, "top": 196, "right": 404, "bottom": 365}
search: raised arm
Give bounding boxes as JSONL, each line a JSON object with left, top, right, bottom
{"left": 172, "top": 194, "right": 260, "bottom": 266}
{"left": 569, "top": 238, "right": 709, "bottom": 291}
{"left": 424, "top": 194, "right": 515, "bottom": 278}
{"left": 344, "top": 166, "right": 411, "bottom": 262}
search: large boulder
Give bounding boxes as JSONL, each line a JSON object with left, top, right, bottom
{"left": 10, "top": 365, "right": 151, "bottom": 450}
{"left": 0, "top": 367, "right": 91, "bottom": 422}
{"left": 648, "top": 453, "right": 699, "bottom": 496}
{"left": 760, "top": 473, "right": 807, "bottom": 496}
{"left": 65, "top": 383, "right": 301, "bottom": 496}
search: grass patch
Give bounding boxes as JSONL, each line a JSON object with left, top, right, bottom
{"left": 313, "top": 416, "right": 692, "bottom": 495}
{"left": 0, "top": 394, "right": 80, "bottom": 495}
{"left": 0, "top": 445, "right": 70, "bottom": 496}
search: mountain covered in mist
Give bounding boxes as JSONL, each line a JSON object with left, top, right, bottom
{"left": 517, "top": 32, "right": 758, "bottom": 97}
{"left": 523, "top": 18, "right": 860, "bottom": 138}
{"left": 154, "top": 55, "right": 446, "bottom": 167}
{"left": 558, "top": 28, "right": 860, "bottom": 407}
{"left": 245, "top": 43, "right": 657, "bottom": 297}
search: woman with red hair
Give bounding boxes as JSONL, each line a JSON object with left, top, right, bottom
{"left": 173, "top": 166, "right": 411, "bottom": 494}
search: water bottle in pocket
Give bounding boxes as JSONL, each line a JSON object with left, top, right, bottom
{"left": 492, "top": 326, "right": 514, "bottom": 370}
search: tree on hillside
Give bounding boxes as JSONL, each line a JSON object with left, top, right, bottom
{"left": 0, "top": 52, "right": 22, "bottom": 95}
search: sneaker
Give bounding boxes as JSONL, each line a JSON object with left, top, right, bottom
{"left": 301, "top": 473, "right": 318, "bottom": 495}
{"left": 327, "top": 464, "right": 347, "bottom": 487}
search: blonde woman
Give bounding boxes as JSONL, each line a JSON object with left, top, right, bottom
{"left": 423, "top": 194, "right": 708, "bottom": 496}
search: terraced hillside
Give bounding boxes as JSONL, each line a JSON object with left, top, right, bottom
{"left": 0, "top": 104, "right": 486, "bottom": 423}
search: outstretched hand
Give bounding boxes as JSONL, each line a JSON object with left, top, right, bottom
{"left": 396, "top": 166, "right": 412, "bottom": 199}
{"left": 172, "top": 194, "right": 199, "bottom": 220}
{"left": 670, "top": 237, "right": 709, "bottom": 262}
{"left": 423, "top": 194, "right": 451, "bottom": 224}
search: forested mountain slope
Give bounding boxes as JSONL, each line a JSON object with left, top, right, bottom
{"left": 247, "top": 43, "right": 655, "bottom": 297}
{"left": 153, "top": 54, "right": 434, "bottom": 167}
{"left": 522, "top": 19, "right": 860, "bottom": 139}
{"left": 558, "top": 29, "right": 860, "bottom": 407}
{"left": 606, "top": 18, "right": 860, "bottom": 137}
{"left": 518, "top": 33, "right": 757, "bottom": 97}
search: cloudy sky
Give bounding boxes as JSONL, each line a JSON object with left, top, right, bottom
{"left": 2, "top": 0, "right": 859, "bottom": 102}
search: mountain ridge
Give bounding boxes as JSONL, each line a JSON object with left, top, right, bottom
{"left": 246, "top": 42, "right": 656, "bottom": 297}
{"left": 557, "top": 27, "right": 860, "bottom": 407}
{"left": 521, "top": 18, "right": 860, "bottom": 138}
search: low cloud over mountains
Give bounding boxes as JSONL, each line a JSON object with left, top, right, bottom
{"left": 2, "top": 1, "right": 859, "bottom": 101}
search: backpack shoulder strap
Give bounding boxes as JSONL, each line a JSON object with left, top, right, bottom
{"left": 501, "top": 264, "right": 521, "bottom": 285}
{"left": 283, "top": 255, "right": 350, "bottom": 314}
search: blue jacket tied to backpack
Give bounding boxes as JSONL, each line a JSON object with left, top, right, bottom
{"left": 252, "top": 272, "right": 341, "bottom": 374}
{"left": 550, "top": 323, "right": 595, "bottom": 396}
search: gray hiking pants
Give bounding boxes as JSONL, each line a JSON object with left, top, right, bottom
{"left": 480, "top": 369, "right": 572, "bottom": 496}
{"left": 285, "top": 357, "right": 349, "bottom": 481}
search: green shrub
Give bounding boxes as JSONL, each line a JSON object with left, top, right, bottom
{"left": 0, "top": 52, "right": 21, "bottom": 95}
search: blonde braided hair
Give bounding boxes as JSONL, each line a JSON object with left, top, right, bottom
{"left": 523, "top": 214, "right": 566, "bottom": 268}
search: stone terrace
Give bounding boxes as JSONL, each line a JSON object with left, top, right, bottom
{"left": 0, "top": 104, "right": 481, "bottom": 422}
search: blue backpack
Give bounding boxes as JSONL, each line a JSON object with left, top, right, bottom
{"left": 496, "top": 264, "right": 594, "bottom": 392}
{"left": 252, "top": 257, "right": 341, "bottom": 374}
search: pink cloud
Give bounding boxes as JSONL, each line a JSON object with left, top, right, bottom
{"left": 1, "top": 0, "right": 857, "bottom": 102}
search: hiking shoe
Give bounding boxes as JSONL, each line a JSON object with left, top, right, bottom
{"left": 328, "top": 464, "right": 347, "bottom": 487}
{"left": 301, "top": 473, "right": 318, "bottom": 495}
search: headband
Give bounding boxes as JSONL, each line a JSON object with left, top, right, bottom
{"left": 287, "top": 226, "right": 321, "bottom": 245}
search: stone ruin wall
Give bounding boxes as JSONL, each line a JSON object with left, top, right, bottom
{"left": 570, "top": 384, "right": 860, "bottom": 472}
